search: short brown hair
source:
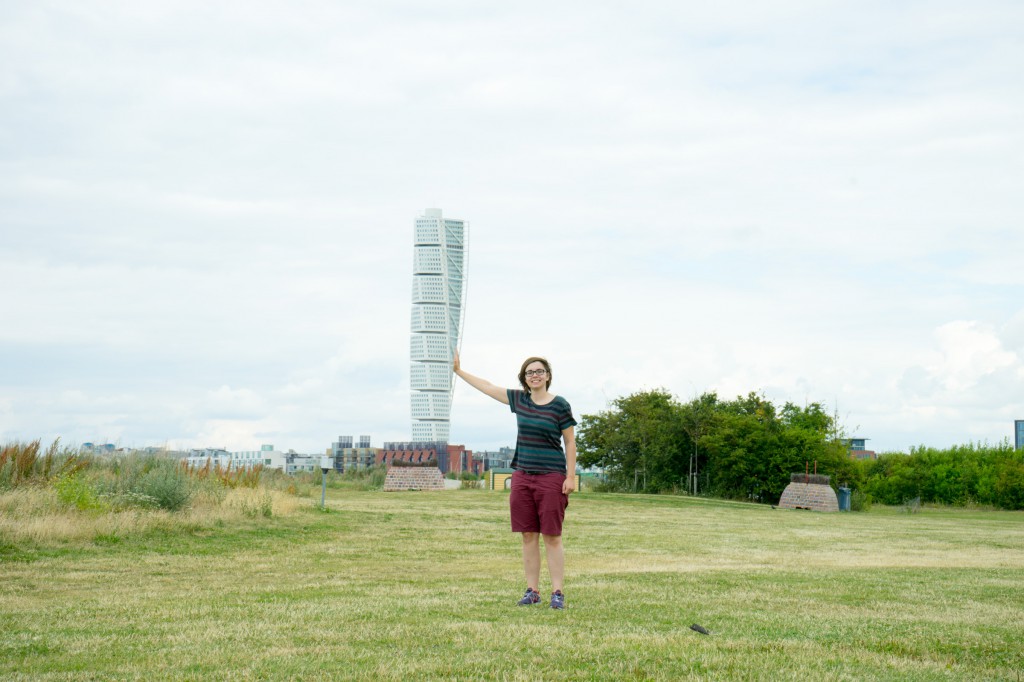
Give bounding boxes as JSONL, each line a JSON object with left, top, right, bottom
{"left": 518, "top": 357, "right": 552, "bottom": 392}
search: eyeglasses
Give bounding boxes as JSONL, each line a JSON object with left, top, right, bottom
{"left": 524, "top": 369, "right": 547, "bottom": 377}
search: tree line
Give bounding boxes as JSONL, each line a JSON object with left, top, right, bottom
{"left": 864, "top": 443, "right": 1024, "bottom": 509}
{"left": 577, "top": 389, "right": 1024, "bottom": 510}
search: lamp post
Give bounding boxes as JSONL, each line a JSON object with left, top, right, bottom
{"left": 319, "top": 455, "right": 333, "bottom": 508}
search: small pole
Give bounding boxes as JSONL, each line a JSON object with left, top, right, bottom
{"left": 319, "top": 455, "right": 333, "bottom": 509}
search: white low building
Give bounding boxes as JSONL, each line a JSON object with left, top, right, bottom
{"left": 186, "top": 444, "right": 317, "bottom": 475}
{"left": 281, "top": 451, "right": 318, "bottom": 474}
{"left": 230, "top": 444, "right": 283, "bottom": 470}
{"left": 185, "top": 448, "right": 232, "bottom": 469}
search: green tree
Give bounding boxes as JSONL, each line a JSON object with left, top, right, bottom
{"left": 679, "top": 392, "right": 719, "bottom": 495}
{"left": 577, "top": 389, "right": 689, "bottom": 492}
{"left": 780, "top": 402, "right": 857, "bottom": 490}
{"left": 702, "top": 393, "right": 783, "bottom": 501}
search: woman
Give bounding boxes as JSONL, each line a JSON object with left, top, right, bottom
{"left": 454, "top": 351, "right": 577, "bottom": 609}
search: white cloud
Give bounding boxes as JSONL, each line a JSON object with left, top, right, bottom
{"left": 934, "top": 322, "right": 1018, "bottom": 390}
{"left": 2, "top": 0, "right": 1022, "bottom": 453}
{"left": 203, "top": 386, "right": 267, "bottom": 420}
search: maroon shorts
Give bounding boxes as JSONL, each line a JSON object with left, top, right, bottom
{"left": 509, "top": 471, "right": 569, "bottom": 536}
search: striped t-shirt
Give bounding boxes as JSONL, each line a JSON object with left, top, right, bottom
{"left": 507, "top": 389, "right": 578, "bottom": 474}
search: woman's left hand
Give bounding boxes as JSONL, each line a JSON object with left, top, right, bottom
{"left": 562, "top": 477, "right": 575, "bottom": 495}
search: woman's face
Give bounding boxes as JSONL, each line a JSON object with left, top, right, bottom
{"left": 523, "top": 361, "right": 549, "bottom": 391}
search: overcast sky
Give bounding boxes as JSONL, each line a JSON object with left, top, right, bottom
{"left": 2, "top": 1, "right": 1022, "bottom": 455}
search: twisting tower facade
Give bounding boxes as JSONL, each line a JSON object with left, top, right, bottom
{"left": 410, "top": 208, "right": 467, "bottom": 443}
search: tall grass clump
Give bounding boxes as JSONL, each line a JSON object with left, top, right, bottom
{"left": 93, "top": 453, "right": 195, "bottom": 511}
{"left": 183, "top": 458, "right": 264, "bottom": 489}
{"left": 222, "top": 487, "right": 298, "bottom": 518}
{"left": 0, "top": 441, "right": 303, "bottom": 548}
{"left": 0, "top": 439, "right": 87, "bottom": 490}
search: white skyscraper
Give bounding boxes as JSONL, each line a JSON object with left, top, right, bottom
{"left": 410, "top": 208, "right": 467, "bottom": 443}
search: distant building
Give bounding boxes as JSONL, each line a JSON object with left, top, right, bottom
{"left": 229, "top": 444, "right": 283, "bottom": 470}
{"left": 845, "top": 438, "right": 877, "bottom": 460}
{"left": 446, "top": 443, "right": 483, "bottom": 476}
{"left": 379, "top": 440, "right": 483, "bottom": 475}
{"left": 281, "top": 451, "right": 318, "bottom": 474}
{"left": 81, "top": 443, "right": 171, "bottom": 457}
{"left": 81, "top": 443, "right": 117, "bottom": 455}
{"left": 476, "top": 447, "right": 515, "bottom": 471}
{"left": 330, "top": 435, "right": 379, "bottom": 473}
{"left": 186, "top": 448, "right": 232, "bottom": 468}
{"left": 380, "top": 441, "right": 445, "bottom": 468}
{"left": 1016, "top": 420, "right": 1024, "bottom": 450}
{"left": 185, "top": 444, "right": 319, "bottom": 475}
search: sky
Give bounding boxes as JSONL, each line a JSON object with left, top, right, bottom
{"left": 2, "top": 1, "right": 1022, "bottom": 456}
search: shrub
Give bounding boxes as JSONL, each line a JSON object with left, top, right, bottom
{"left": 94, "top": 454, "right": 195, "bottom": 512}
{"left": 446, "top": 471, "right": 482, "bottom": 481}
{"left": 138, "top": 464, "right": 193, "bottom": 511}
{"left": 863, "top": 442, "right": 1024, "bottom": 509}
{"left": 54, "top": 473, "right": 106, "bottom": 511}
{"left": 850, "top": 489, "right": 872, "bottom": 512}
{"left": 993, "top": 460, "right": 1024, "bottom": 510}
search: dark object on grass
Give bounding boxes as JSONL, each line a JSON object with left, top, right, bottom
{"left": 690, "top": 623, "right": 709, "bottom": 635}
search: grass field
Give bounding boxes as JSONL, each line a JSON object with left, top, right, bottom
{"left": 2, "top": 488, "right": 1023, "bottom": 681}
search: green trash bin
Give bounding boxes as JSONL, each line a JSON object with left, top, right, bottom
{"left": 837, "top": 487, "right": 851, "bottom": 511}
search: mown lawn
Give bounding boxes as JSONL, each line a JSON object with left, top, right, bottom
{"left": 2, "top": 489, "right": 1023, "bottom": 680}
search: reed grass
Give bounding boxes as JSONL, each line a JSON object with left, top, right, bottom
{"left": 183, "top": 458, "right": 265, "bottom": 488}
{"left": 0, "top": 439, "right": 87, "bottom": 489}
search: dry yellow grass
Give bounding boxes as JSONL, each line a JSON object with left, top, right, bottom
{"left": 223, "top": 486, "right": 301, "bottom": 517}
{"left": 0, "top": 483, "right": 302, "bottom": 545}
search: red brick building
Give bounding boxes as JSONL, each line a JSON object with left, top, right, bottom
{"left": 378, "top": 441, "right": 483, "bottom": 475}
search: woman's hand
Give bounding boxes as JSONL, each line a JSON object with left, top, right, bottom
{"left": 453, "top": 350, "right": 461, "bottom": 373}
{"left": 562, "top": 476, "right": 576, "bottom": 495}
